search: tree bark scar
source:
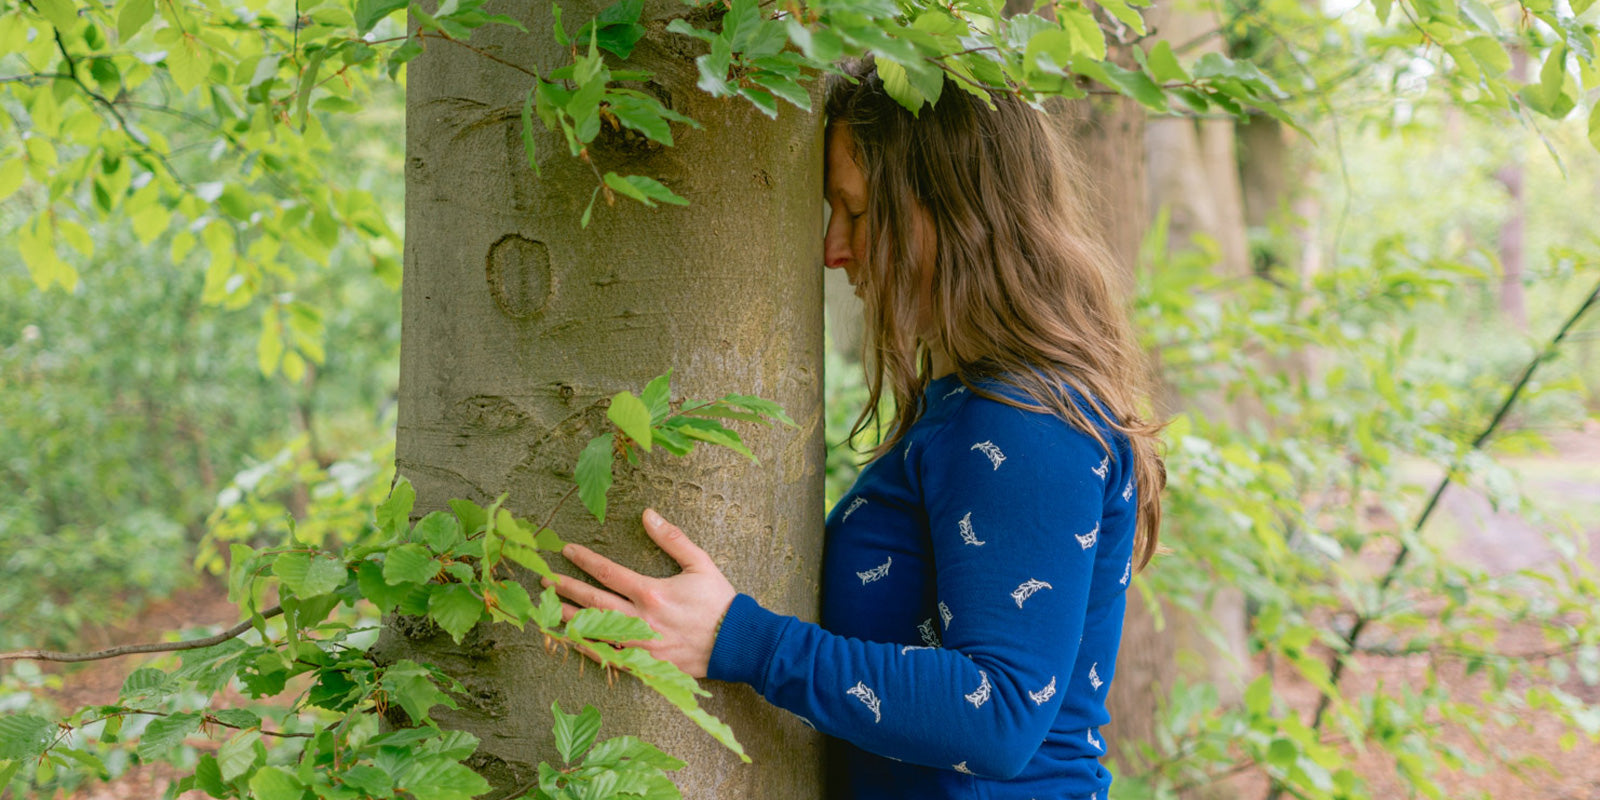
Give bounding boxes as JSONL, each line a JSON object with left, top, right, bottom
{"left": 449, "top": 394, "right": 530, "bottom": 433}
{"left": 485, "top": 234, "right": 552, "bottom": 319}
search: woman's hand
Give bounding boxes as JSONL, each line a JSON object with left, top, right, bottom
{"left": 546, "top": 508, "right": 736, "bottom": 679}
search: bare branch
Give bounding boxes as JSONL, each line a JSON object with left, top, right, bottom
{"left": 0, "top": 605, "right": 283, "bottom": 663}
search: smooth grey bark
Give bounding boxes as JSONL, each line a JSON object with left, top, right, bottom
{"left": 376, "top": 2, "right": 827, "bottom": 796}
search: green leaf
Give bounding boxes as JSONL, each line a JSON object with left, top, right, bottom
{"left": 665, "top": 417, "right": 754, "bottom": 460}
{"left": 738, "top": 87, "right": 780, "bottom": 119}
{"left": 0, "top": 159, "right": 24, "bottom": 204}
{"left": 592, "top": 22, "right": 646, "bottom": 59}
{"left": 567, "top": 608, "right": 657, "bottom": 643}
{"left": 120, "top": 667, "right": 172, "bottom": 701}
{"left": 606, "top": 94, "right": 676, "bottom": 146}
{"left": 521, "top": 84, "right": 540, "bottom": 178}
{"left": 33, "top": 0, "right": 77, "bottom": 32}
{"left": 1590, "top": 103, "right": 1600, "bottom": 153}
{"left": 608, "top": 648, "right": 745, "bottom": 761}
{"left": 581, "top": 185, "right": 600, "bottom": 228}
{"left": 486, "top": 580, "right": 537, "bottom": 627}
{"left": 0, "top": 715, "right": 53, "bottom": 761}
{"left": 721, "top": 393, "right": 796, "bottom": 426}
{"left": 551, "top": 1, "right": 569, "bottom": 44}
{"left": 194, "top": 754, "right": 228, "bottom": 795}
{"left": 602, "top": 173, "right": 688, "bottom": 208}
{"left": 1245, "top": 673, "right": 1274, "bottom": 716}
{"left": 295, "top": 47, "right": 329, "bottom": 131}
{"left": 384, "top": 543, "right": 441, "bottom": 585}
{"left": 382, "top": 661, "right": 458, "bottom": 726}
{"left": 397, "top": 757, "right": 490, "bottom": 799}
{"left": 354, "top": 0, "right": 408, "bottom": 34}
{"left": 1146, "top": 40, "right": 1188, "bottom": 83}
{"left": 1062, "top": 5, "right": 1107, "bottom": 61}
{"left": 449, "top": 498, "right": 489, "bottom": 536}
{"left": 248, "top": 765, "right": 303, "bottom": 800}
{"left": 116, "top": 0, "right": 155, "bottom": 39}
{"left": 1462, "top": 36, "right": 1510, "bottom": 77}
{"left": 551, "top": 701, "right": 603, "bottom": 764}
{"left": 274, "top": 552, "right": 347, "bottom": 598}
{"left": 584, "top": 735, "right": 686, "bottom": 770}
{"left": 428, "top": 584, "right": 484, "bottom": 643}
{"left": 642, "top": 371, "right": 672, "bottom": 423}
{"left": 339, "top": 765, "right": 393, "bottom": 796}
{"left": 608, "top": 391, "right": 654, "bottom": 451}
{"left": 135, "top": 713, "right": 200, "bottom": 761}
{"left": 377, "top": 477, "right": 415, "bottom": 536}
{"left": 1540, "top": 45, "right": 1567, "bottom": 108}
{"left": 357, "top": 560, "right": 410, "bottom": 612}
{"left": 748, "top": 72, "right": 812, "bottom": 111}
{"left": 217, "top": 730, "right": 262, "bottom": 781}
{"left": 1095, "top": 0, "right": 1146, "bottom": 35}
{"left": 1102, "top": 62, "right": 1169, "bottom": 111}
{"left": 575, "top": 433, "right": 615, "bottom": 523}
{"left": 415, "top": 511, "right": 464, "bottom": 553}
{"left": 875, "top": 58, "right": 926, "bottom": 115}
{"left": 1192, "top": 52, "right": 1281, "bottom": 95}
{"left": 533, "top": 585, "right": 563, "bottom": 628}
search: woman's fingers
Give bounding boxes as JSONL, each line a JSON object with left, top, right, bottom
{"left": 562, "top": 542, "right": 646, "bottom": 598}
{"left": 545, "top": 573, "right": 633, "bottom": 614}
{"left": 642, "top": 508, "right": 712, "bottom": 571}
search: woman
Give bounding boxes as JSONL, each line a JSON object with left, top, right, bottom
{"left": 548, "top": 57, "right": 1166, "bottom": 800}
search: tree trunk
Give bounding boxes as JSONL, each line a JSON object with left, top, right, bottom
{"left": 1495, "top": 44, "right": 1529, "bottom": 331}
{"left": 375, "top": 3, "right": 827, "bottom": 796}
{"left": 1045, "top": 90, "right": 1170, "bottom": 767}
{"left": 1123, "top": 1, "right": 1256, "bottom": 788}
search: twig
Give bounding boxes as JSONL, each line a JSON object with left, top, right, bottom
{"left": 424, "top": 29, "right": 539, "bottom": 78}
{"left": 0, "top": 604, "right": 283, "bottom": 663}
{"left": 42, "top": 22, "right": 192, "bottom": 189}
{"left": 0, "top": 72, "right": 71, "bottom": 83}
{"left": 538, "top": 484, "right": 581, "bottom": 536}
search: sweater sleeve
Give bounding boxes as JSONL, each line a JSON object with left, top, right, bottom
{"left": 707, "top": 397, "right": 1116, "bottom": 779}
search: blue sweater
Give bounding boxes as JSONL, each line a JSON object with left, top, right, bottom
{"left": 708, "top": 372, "right": 1137, "bottom": 800}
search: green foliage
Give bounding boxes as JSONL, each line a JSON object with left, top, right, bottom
{"left": 1109, "top": 207, "right": 1600, "bottom": 799}
{"left": 535, "top": 702, "right": 685, "bottom": 800}
{"left": 575, "top": 376, "right": 797, "bottom": 522}
{"left": 1, "top": 373, "right": 777, "bottom": 797}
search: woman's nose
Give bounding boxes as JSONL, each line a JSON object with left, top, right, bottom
{"left": 823, "top": 228, "right": 851, "bottom": 268}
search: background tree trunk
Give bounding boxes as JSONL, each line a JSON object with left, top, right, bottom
{"left": 1115, "top": 1, "right": 1257, "bottom": 788}
{"left": 1495, "top": 43, "right": 1529, "bottom": 332}
{"left": 374, "top": 2, "right": 827, "bottom": 796}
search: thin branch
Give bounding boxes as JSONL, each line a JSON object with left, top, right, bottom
{"left": 424, "top": 29, "right": 539, "bottom": 78}
{"left": 0, "top": 604, "right": 283, "bottom": 663}
{"left": 1, "top": 72, "right": 71, "bottom": 84}
{"left": 538, "top": 484, "right": 581, "bottom": 537}
{"left": 42, "top": 22, "right": 192, "bottom": 189}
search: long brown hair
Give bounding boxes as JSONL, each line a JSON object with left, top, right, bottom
{"left": 825, "top": 57, "right": 1167, "bottom": 571}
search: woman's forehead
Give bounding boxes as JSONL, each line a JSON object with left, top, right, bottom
{"left": 825, "top": 127, "right": 866, "bottom": 198}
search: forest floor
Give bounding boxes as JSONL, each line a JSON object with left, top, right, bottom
{"left": 15, "top": 427, "right": 1600, "bottom": 800}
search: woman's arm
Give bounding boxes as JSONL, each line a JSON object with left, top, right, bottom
{"left": 551, "top": 400, "right": 1129, "bottom": 778}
